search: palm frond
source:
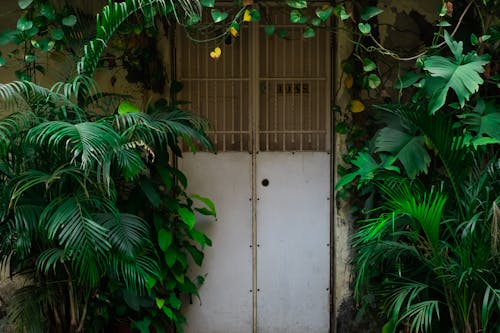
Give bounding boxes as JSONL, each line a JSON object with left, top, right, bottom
{"left": 110, "top": 254, "right": 160, "bottom": 294}
{"left": 378, "top": 180, "right": 447, "bottom": 250}
{"left": 96, "top": 213, "right": 151, "bottom": 259}
{"left": 40, "top": 195, "right": 112, "bottom": 287}
{"left": 0, "top": 111, "right": 39, "bottom": 157}
{"left": 114, "top": 109, "right": 212, "bottom": 152}
{"left": 8, "top": 284, "right": 54, "bottom": 333}
{"left": 26, "top": 121, "right": 120, "bottom": 171}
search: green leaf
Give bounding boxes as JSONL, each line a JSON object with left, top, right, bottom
{"left": 17, "top": 17, "right": 33, "bottom": 31}
{"left": 169, "top": 294, "right": 182, "bottom": 310}
{"left": 18, "top": 0, "right": 33, "bottom": 9}
{"left": 250, "top": 9, "right": 261, "bottom": 22}
{"left": 200, "top": 0, "right": 215, "bottom": 7}
{"left": 163, "top": 306, "right": 175, "bottom": 319}
{"left": 264, "top": 25, "right": 275, "bottom": 36}
{"left": 278, "top": 29, "right": 288, "bottom": 38}
{"left": 40, "top": 4, "right": 56, "bottom": 20}
{"left": 62, "top": 15, "right": 77, "bottom": 27}
{"left": 155, "top": 298, "right": 165, "bottom": 309}
{"left": 211, "top": 9, "right": 228, "bottom": 23}
{"left": 335, "top": 153, "right": 399, "bottom": 190}
{"left": 362, "top": 58, "right": 377, "bottom": 72}
{"left": 381, "top": 319, "right": 396, "bottom": 333}
{"left": 287, "top": 0, "right": 307, "bottom": 9}
{"left": 394, "top": 72, "right": 424, "bottom": 89}
{"left": 311, "top": 18, "right": 322, "bottom": 27}
{"left": 290, "top": 10, "right": 308, "bottom": 24}
{"left": 375, "top": 127, "right": 431, "bottom": 179}
{"left": 436, "top": 21, "right": 451, "bottom": 27}
{"left": 367, "top": 73, "right": 381, "bottom": 89}
{"left": 178, "top": 207, "right": 195, "bottom": 229}
{"left": 0, "top": 57, "right": 5, "bottom": 66}
{"left": 158, "top": 228, "right": 173, "bottom": 251}
{"left": 423, "top": 31, "right": 490, "bottom": 113}
{"left": 470, "top": 33, "right": 479, "bottom": 46}
{"left": 118, "top": 100, "right": 141, "bottom": 114}
{"left": 191, "top": 194, "right": 216, "bottom": 217}
{"left": 458, "top": 100, "right": 500, "bottom": 140}
{"left": 165, "top": 248, "right": 177, "bottom": 268}
{"left": 303, "top": 27, "right": 315, "bottom": 38}
{"left": 50, "top": 28, "right": 64, "bottom": 41}
{"left": 358, "top": 23, "right": 371, "bottom": 35}
{"left": 139, "top": 179, "right": 161, "bottom": 208}
{"left": 315, "top": 6, "right": 333, "bottom": 21}
{"left": 360, "top": 6, "right": 383, "bottom": 21}
{"left": 24, "top": 54, "right": 36, "bottom": 63}
{"left": 187, "top": 14, "right": 201, "bottom": 26}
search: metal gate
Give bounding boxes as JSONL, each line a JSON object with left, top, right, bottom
{"left": 177, "top": 11, "right": 331, "bottom": 332}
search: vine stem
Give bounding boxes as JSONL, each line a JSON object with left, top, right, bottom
{"left": 367, "top": 0, "right": 475, "bottom": 61}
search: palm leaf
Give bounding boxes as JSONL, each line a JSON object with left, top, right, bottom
{"left": 96, "top": 213, "right": 151, "bottom": 259}
{"left": 40, "top": 195, "right": 112, "bottom": 287}
{"left": 110, "top": 254, "right": 160, "bottom": 293}
{"left": 26, "top": 120, "right": 120, "bottom": 171}
{"left": 0, "top": 111, "right": 39, "bottom": 157}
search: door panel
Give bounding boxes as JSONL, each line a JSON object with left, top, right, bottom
{"left": 256, "top": 152, "right": 330, "bottom": 333}
{"left": 179, "top": 153, "right": 253, "bottom": 333}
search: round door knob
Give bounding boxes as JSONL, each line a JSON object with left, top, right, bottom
{"left": 261, "top": 179, "right": 269, "bottom": 187}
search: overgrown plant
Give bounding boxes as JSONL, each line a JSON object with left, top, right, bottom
{"left": 0, "top": 1, "right": 217, "bottom": 332}
{"left": 338, "top": 17, "right": 499, "bottom": 333}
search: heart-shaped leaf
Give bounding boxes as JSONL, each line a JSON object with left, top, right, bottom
{"left": 155, "top": 298, "right": 165, "bottom": 309}
{"left": 315, "top": 6, "right": 333, "bottom": 21}
{"left": 362, "top": 58, "right": 377, "bottom": 72}
{"left": 158, "top": 228, "right": 173, "bottom": 251}
{"left": 358, "top": 23, "right": 371, "bottom": 35}
{"left": 367, "top": 73, "right": 381, "bottom": 89}
{"left": 211, "top": 9, "right": 228, "bottom": 23}
{"left": 62, "top": 15, "right": 77, "bottom": 27}
{"left": 303, "top": 27, "right": 315, "bottom": 38}
{"left": 50, "top": 28, "right": 64, "bottom": 40}
{"left": 311, "top": 18, "right": 322, "bottom": 27}
{"left": 17, "top": 17, "right": 33, "bottom": 31}
{"left": 264, "top": 25, "right": 275, "bottom": 36}
{"left": 290, "top": 10, "right": 308, "bottom": 24}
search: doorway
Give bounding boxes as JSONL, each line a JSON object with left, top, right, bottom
{"left": 176, "top": 14, "right": 332, "bottom": 332}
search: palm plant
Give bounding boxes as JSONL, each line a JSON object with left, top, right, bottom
{"left": 0, "top": 1, "right": 214, "bottom": 332}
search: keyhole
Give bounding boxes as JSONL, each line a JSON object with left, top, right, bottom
{"left": 261, "top": 179, "right": 269, "bottom": 187}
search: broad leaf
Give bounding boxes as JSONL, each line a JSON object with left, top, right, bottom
{"left": 423, "top": 31, "right": 490, "bottom": 113}
{"left": 178, "top": 207, "right": 195, "bottom": 229}
{"left": 458, "top": 99, "right": 500, "bottom": 140}
{"left": 360, "top": 6, "right": 383, "bottom": 21}
{"left": 200, "top": 0, "right": 214, "bottom": 7}
{"left": 18, "top": 0, "right": 33, "bottom": 9}
{"left": 335, "top": 152, "right": 399, "bottom": 190}
{"left": 375, "top": 127, "right": 431, "bottom": 179}
{"left": 158, "top": 228, "right": 173, "bottom": 251}
{"left": 211, "top": 9, "right": 228, "bottom": 23}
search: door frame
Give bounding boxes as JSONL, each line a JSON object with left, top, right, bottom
{"left": 172, "top": 9, "right": 336, "bottom": 331}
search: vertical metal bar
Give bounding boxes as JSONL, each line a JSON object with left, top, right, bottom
{"left": 290, "top": 31, "right": 295, "bottom": 147}
{"left": 240, "top": 32, "right": 244, "bottom": 151}
{"left": 316, "top": 33, "right": 321, "bottom": 151}
{"left": 299, "top": 40, "right": 304, "bottom": 151}
{"left": 325, "top": 28, "right": 332, "bottom": 152}
{"left": 282, "top": 35, "right": 286, "bottom": 151}
{"left": 223, "top": 47, "right": 227, "bottom": 152}
{"left": 249, "top": 21, "right": 259, "bottom": 333}
{"left": 231, "top": 39, "right": 235, "bottom": 146}
{"left": 265, "top": 29, "right": 269, "bottom": 151}
{"left": 308, "top": 40, "right": 312, "bottom": 144}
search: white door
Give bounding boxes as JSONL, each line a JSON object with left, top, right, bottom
{"left": 177, "top": 11, "right": 331, "bottom": 332}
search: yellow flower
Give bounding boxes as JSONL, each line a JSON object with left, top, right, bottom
{"left": 210, "top": 47, "right": 222, "bottom": 59}
{"left": 350, "top": 100, "right": 365, "bottom": 113}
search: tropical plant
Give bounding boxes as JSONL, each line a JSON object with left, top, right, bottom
{"left": 0, "top": 1, "right": 216, "bottom": 332}
{"left": 338, "top": 26, "right": 500, "bottom": 333}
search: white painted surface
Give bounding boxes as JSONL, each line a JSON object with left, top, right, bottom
{"left": 179, "top": 152, "right": 253, "bottom": 333}
{"left": 256, "top": 152, "right": 330, "bottom": 333}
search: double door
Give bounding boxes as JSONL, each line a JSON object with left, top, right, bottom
{"left": 176, "top": 16, "right": 332, "bottom": 332}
